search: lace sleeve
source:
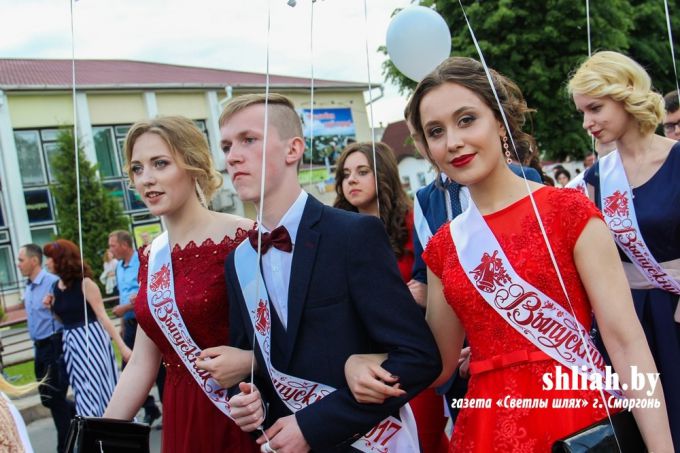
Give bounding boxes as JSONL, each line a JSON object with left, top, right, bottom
{"left": 422, "top": 223, "right": 452, "bottom": 279}
{"left": 559, "top": 189, "right": 604, "bottom": 250}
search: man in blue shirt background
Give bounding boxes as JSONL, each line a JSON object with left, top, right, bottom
{"left": 108, "top": 230, "right": 163, "bottom": 425}
{"left": 17, "top": 243, "right": 75, "bottom": 453}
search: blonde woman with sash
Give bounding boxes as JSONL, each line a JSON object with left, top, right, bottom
{"left": 569, "top": 50, "right": 680, "bottom": 450}
{"left": 104, "top": 116, "right": 259, "bottom": 453}
{"left": 345, "top": 57, "right": 672, "bottom": 452}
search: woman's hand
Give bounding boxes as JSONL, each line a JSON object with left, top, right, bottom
{"left": 407, "top": 279, "right": 427, "bottom": 308}
{"left": 43, "top": 294, "right": 54, "bottom": 308}
{"left": 344, "top": 353, "right": 405, "bottom": 404}
{"left": 196, "top": 346, "right": 255, "bottom": 388}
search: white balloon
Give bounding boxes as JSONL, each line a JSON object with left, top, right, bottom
{"left": 386, "top": 6, "right": 452, "bottom": 82}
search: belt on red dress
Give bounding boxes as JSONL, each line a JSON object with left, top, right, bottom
{"left": 469, "top": 349, "right": 551, "bottom": 376}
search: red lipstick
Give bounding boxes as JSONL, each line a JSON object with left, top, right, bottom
{"left": 451, "top": 154, "right": 475, "bottom": 168}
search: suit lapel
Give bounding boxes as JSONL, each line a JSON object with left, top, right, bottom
{"left": 281, "top": 196, "right": 322, "bottom": 369}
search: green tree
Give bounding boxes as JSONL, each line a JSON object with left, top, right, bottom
{"left": 382, "top": 0, "right": 680, "bottom": 160}
{"left": 628, "top": 0, "right": 680, "bottom": 95}
{"left": 50, "top": 128, "right": 128, "bottom": 281}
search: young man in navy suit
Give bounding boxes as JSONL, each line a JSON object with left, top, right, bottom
{"left": 219, "top": 93, "right": 441, "bottom": 452}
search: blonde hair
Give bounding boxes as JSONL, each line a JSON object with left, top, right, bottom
{"left": 0, "top": 375, "right": 38, "bottom": 397}
{"left": 219, "top": 93, "right": 303, "bottom": 140}
{"left": 568, "top": 51, "right": 665, "bottom": 135}
{"left": 124, "top": 116, "right": 223, "bottom": 201}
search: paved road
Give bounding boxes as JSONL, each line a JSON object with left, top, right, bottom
{"left": 26, "top": 411, "right": 162, "bottom": 453}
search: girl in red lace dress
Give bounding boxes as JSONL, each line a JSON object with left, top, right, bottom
{"left": 346, "top": 57, "right": 672, "bottom": 452}
{"left": 104, "top": 116, "right": 258, "bottom": 453}
{"left": 334, "top": 142, "right": 448, "bottom": 453}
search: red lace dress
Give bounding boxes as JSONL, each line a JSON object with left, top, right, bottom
{"left": 423, "top": 187, "right": 611, "bottom": 453}
{"left": 135, "top": 232, "right": 259, "bottom": 453}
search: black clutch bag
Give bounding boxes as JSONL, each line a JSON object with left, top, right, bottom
{"left": 65, "top": 415, "right": 150, "bottom": 453}
{"left": 552, "top": 411, "right": 646, "bottom": 453}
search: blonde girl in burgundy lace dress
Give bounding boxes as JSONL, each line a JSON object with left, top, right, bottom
{"left": 104, "top": 116, "right": 258, "bottom": 453}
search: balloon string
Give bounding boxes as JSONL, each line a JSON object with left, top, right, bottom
{"left": 69, "top": 0, "right": 90, "bottom": 365}
{"left": 586, "top": 0, "right": 592, "bottom": 57}
{"left": 586, "top": 0, "right": 596, "bottom": 158}
{"left": 456, "top": 3, "right": 620, "bottom": 450}
{"left": 664, "top": 0, "right": 680, "bottom": 99}
{"left": 252, "top": 0, "right": 271, "bottom": 390}
{"left": 363, "top": 0, "right": 380, "bottom": 216}
{"left": 308, "top": 0, "right": 315, "bottom": 185}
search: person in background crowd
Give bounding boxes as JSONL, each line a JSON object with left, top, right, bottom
{"left": 554, "top": 168, "right": 571, "bottom": 187}
{"left": 334, "top": 141, "right": 448, "bottom": 453}
{"left": 44, "top": 239, "right": 130, "bottom": 417}
{"left": 334, "top": 142, "right": 415, "bottom": 283}
{"left": 663, "top": 90, "right": 680, "bottom": 141}
{"left": 570, "top": 50, "right": 680, "bottom": 450}
{"left": 108, "top": 229, "right": 163, "bottom": 426}
{"left": 140, "top": 232, "right": 152, "bottom": 247}
{"left": 99, "top": 249, "right": 118, "bottom": 296}
{"left": 16, "top": 244, "right": 74, "bottom": 453}
{"left": 584, "top": 153, "right": 596, "bottom": 169}
{"left": 0, "top": 376, "right": 37, "bottom": 453}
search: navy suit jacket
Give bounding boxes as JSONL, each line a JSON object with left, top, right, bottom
{"left": 412, "top": 164, "right": 543, "bottom": 283}
{"left": 226, "top": 195, "right": 441, "bottom": 452}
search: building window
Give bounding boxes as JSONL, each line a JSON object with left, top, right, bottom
{"left": 93, "top": 127, "right": 121, "bottom": 178}
{"left": 401, "top": 176, "right": 412, "bottom": 194}
{"left": 43, "top": 142, "right": 62, "bottom": 183}
{"left": 15, "top": 130, "right": 46, "bottom": 186}
{"left": 24, "top": 189, "right": 54, "bottom": 224}
{"left": 103, "top": 181, "right": 126, "bottom": 211}
{"left": 127, "top": 187, "right": 147, "bottom": 211}
{"left": 417, "top": 172, "right": 427, "bottom": 188}
{"left": 30, "top": 225, "right": 57, "bottom": 248}
{"left": 0, "top": 245, "right": 17, "bottom": 290}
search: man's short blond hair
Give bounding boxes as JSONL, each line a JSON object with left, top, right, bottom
{"left": 219, "top": 93, "right": 303, "bottom": 140}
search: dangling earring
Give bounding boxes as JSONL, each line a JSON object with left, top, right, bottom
{"left": 195, "top": 180, "right": 208, "bottom": 208}
{"left": 502, "top": 135, "right": 512, "bottom": 164}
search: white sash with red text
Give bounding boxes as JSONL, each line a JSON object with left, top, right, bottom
{"left": 565, "top": 172, "right": 588, "bottom": 197}
{"left": 147, "top": 232, "right": 233, "bottom": 418}
{"left": 450, "top": 201, "right": 620, "bottom": 395}
{"left": 599, "top": 150, "right": 680, "bottom": 296}
{"left": 234, "top": 241, "right": 419, "bottom": 453}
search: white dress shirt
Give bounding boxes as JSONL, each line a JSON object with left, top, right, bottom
{"left": 261, "top": 189, "right": 308, "bottom": 329}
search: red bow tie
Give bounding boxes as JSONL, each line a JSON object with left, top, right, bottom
{"left": 248, "top": 226, "right": 293, "bottom": 254}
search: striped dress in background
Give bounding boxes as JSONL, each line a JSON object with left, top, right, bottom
{"left": 53, "top": 281, "right": 118, "bottom": 416}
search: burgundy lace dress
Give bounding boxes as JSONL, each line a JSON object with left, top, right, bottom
{"left": 423, "top": 187, "right": 611, "bottom": 452}
{"left": 135, "top": 232, "right": 259, "bottom": 453}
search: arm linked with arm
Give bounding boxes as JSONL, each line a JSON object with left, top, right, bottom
{"left": 295, "top": 215, "right": 441, "bottom": 451}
